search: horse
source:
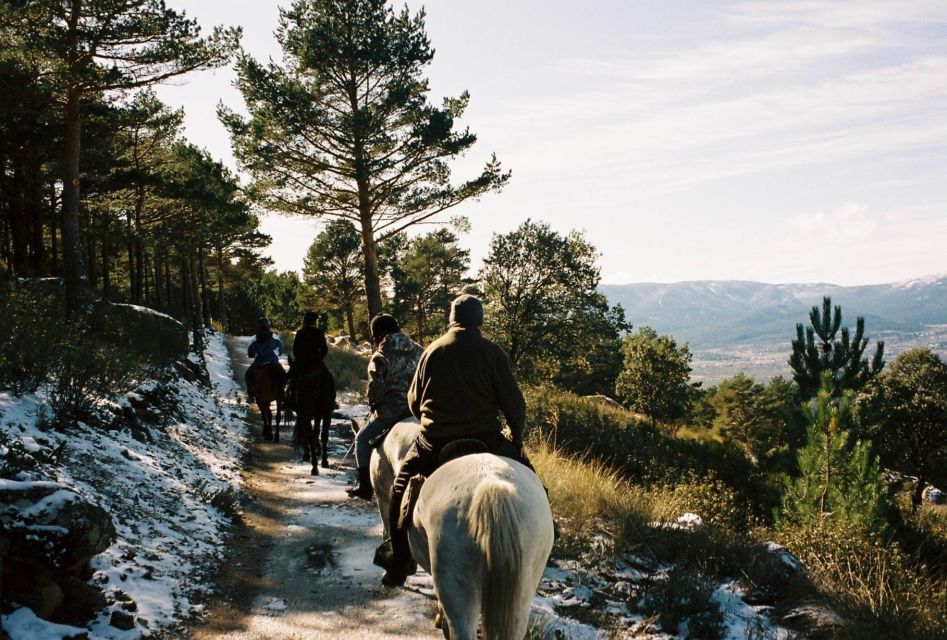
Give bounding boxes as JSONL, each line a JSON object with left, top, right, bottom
{"left": 371, "top": 420, "right": 554, "bottom": 640}
{"left": 253, "top": 362, "right": 285, "bottom": 442}
{"left": 289, "top": 361, "right": 337, "bottom": 476}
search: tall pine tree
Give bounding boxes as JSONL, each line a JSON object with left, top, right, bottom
{"left": 221, "top": 0, "right": 508, "bottom": 317}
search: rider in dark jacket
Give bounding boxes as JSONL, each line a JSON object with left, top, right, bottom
{"left": 292, "top": 312, "right": 329, "bottom": 370}
{"left": 377, "top": 295, "right": 534, "bottom": 586}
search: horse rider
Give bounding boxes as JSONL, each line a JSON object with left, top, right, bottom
{"left": 288, "top": 311, "right": 329, "bottom": 386}
{"left": 246, "top": 317, "right": 283, "bottom": 404}
{"left": 347, "top": 314, "right": 422, "bottom": 500}
{"left": 378, "top": 294, "right": 535, "bottom": 586}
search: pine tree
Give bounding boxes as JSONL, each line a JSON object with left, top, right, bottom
{"left": 789, "top": 296, "right": 884, "bottom": 400}
{"left": 779, "top": 375, "right": 891, "bottom": 536}
{"left": 6, "top": 0, "right": 238, "bottom": 311}
{"left": 221, "top": 0, "right": 508, "bottom": 317}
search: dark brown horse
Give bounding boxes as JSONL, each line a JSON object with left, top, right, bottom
{"left": 253, "top": 362, "right": 285, "bottom": 442}
{"left": 289, "top": 361, "right": 336, "bottom": 475}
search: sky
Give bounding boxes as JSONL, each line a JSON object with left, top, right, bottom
{"left": 155, "top": 0, "right": 947, "bottom": 286}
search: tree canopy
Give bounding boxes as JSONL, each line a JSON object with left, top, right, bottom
{"left": 221, "top": 0, "right": 508, "bottom": 317}
{"left": 480, "top": 219, "right": 628, "bottom": 394}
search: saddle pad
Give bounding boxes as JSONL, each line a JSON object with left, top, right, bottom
{"left": 398, "top": 474, "right": 426, "bottom": 531}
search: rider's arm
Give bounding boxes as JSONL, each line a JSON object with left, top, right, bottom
{"left": 248, "top": 340, "right": 258, "bottom": 358}
{"left": 367, "top": 353, "right": 388, "bottom": 410}
{"left": 493, "top": 346, "right": 526, "bottom": 447}
{"left": 407, "top": 353, "right": 425, "bottom": 420}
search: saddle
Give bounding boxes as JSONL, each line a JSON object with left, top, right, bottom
{"left": 396, "top": 439, "right": 491, "bottom": 531}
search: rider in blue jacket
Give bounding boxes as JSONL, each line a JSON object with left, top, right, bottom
{"left": 246, "top": 317, "right": 283, "bottom": 403}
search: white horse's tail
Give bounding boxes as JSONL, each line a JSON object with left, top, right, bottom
{"left": 468, "top": 477, "right": 523, "bottom": 640}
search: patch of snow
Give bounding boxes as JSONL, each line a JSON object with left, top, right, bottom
{"left": 2, "top": 605, "right": 88, "bottom": 640}
{"left": 713, "top": 581, "right": 792, "bottom": 640}
{"left": 0, "top": 330, "right": 248, "bottom": 639}
{"left": 107, "top": 302, "right": 182, "bottom": 325}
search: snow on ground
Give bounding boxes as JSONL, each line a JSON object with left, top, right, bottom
{"left": 1, "top": 331, "right": 247, "bottom": 639}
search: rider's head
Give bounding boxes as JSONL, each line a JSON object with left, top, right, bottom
{"left": 449, "top": 294, "right": 484, "bottom": 328}
{"left": 257, "top": 317, "right": 272, "bottom": 332}
{"left": 303, "top": 311, "right": 319, "bottom": 327}
{"left": 370, "top": 314, "right": 399, "bottom": 344}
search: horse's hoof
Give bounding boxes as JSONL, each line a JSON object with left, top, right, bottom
{"left": 321, "top": 458, "right": 329, "bottom": 469}
{"left": 310, "top": 467, "right": 319, "bottom": 476}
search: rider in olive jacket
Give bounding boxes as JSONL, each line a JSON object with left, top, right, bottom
{"left": 378, "top": 295, "right": 533, "bottom": 586}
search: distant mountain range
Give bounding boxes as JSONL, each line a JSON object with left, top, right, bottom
{"left": 600, "top": 274, "right": 947, "bottom": 384}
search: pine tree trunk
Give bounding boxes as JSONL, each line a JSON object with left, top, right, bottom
{"left": 198, "top": 250, "right": 211, "bottom": 325}
{"left": 133, "top": 188, "right": 145, "bottom": 304}
{"left": 189, "top": 253, "right": 202, "bottom": 327}
{"left": 215, "top": 245, "right": 227, "bottom": 327}
{"left": 358, "top": 215, "right": 382, "bottom": 318}
{"left": 153, "top": 253, "right": 162, "bottom": 308}
{"left": 61, "top": 88, "right": 88, "bottom": 312}
{"left": 101, "top": 214, "right": 110, "bottom": 301}
{"left": 126, "top": 211, "right": 135, "bottom": 300}
{"left": 345, "top": 306, "right": 356, "bottom": 341}
{"left": 8, "top": 158, "right": 28, "bottom": 276}
{"left": 27, "top": 152, "right": 45, "bottom": 273}
{"left": 49, "top": 183, "right": 59, "bottom": 276}
{"left": 181, "top": 251, "right": 203, "bottom": 350}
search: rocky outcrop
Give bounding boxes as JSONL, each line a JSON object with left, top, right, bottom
{"left": 90, "top": 300, "right": 189, "bottom": 366}
{"left": 0, "top": 480, "right": 115, "bottom": 622}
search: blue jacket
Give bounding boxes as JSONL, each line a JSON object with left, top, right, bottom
{"left": 248, "top": 331, "right": 282, "bottom": 366}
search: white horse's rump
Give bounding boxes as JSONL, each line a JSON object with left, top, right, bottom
{"left": 371, "top": 421, "right": 554, "bottom": 640}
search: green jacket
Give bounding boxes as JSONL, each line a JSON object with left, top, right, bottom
{"left": 367, "top": 332, "right": 423, "bottom": 415}
{"left": 407, "top": 325, "right": 526, "bottom": 444}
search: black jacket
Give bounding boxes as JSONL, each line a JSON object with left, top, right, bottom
{"left": 293, "top": 326, "right": 328, "bottom": 370}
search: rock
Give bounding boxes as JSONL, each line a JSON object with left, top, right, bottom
{"left": 764, "top": 541, "right": 805, "bottom": 574}
{"left": 923, "top": 485, "right": 944, "bottom": 504}
{"left": 109, "top": 609, "right": 136, "bottom": 631}
{"left": 2, "top": 565, "right": 64, "bottom": 619}
{"left": 0, "top": 479, "right": 116, "bottom": 573}
{"left": 743, "top": 584, "right": 777, "bottom": 606}
{"left": 781, "top": 603, "right": 848, "bottom": 634}
{"left": 55, "top": 574, "right": 108, "bottom": 625}
{"left": 90, "top": 300, "right": 188, "bottom": 365}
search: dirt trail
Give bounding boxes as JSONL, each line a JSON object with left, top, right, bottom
{"left": 181, "top": 336, "right": 441, "bottom": 640}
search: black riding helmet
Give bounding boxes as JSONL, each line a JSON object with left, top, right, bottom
{"left": 257, "top": 317, "right": 272, "bottom": 331}
{"left": 370, "top": 314, "right": 399, "bottom": 343}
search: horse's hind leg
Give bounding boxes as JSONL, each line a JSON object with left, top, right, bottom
{"left": 435, "top": 564, "right": 480, "bottom": 640}
{"left": 320, "top": 412, "right": 330, "bottom": 468}
{"left": 273, "top": 402, "right": 281, "bottom": 444}
{"left": 261, "top": 406, "right": 272, "bottom": 441}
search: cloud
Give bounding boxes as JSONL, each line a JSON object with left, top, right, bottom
{"left": 481, "top": 7, "right": 947, "bottom": 198}
{"left": 790, "top": 202, "right": 879, "bottom": 242}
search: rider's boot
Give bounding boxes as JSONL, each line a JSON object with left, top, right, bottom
{"left": 378, "top": 484, "right": 417, "bottom": 586}
{"left": 346, "top": 467, "right": 373, "bottom": 500}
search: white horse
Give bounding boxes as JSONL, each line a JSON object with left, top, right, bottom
{"left": 371, "top": 420, "right": 555, "bottom": 640}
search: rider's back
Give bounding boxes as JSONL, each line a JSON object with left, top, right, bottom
{"left": 408, "top": 326, "right": 525, "bottom": 442}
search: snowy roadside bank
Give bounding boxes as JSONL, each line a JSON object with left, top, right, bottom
{"left": 1, "top": 332, "right": 248, "bottom": 639}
